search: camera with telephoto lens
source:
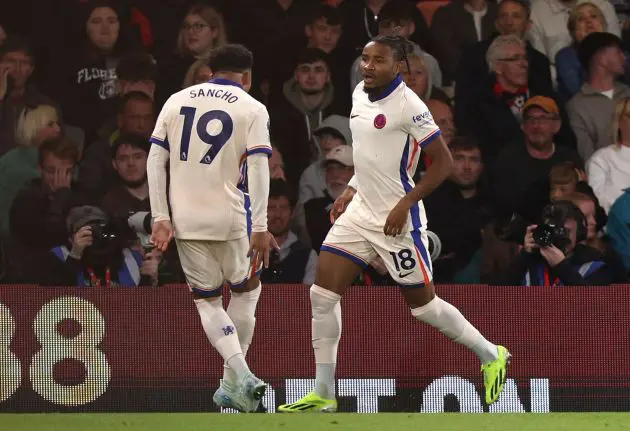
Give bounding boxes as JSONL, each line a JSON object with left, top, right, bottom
{"left": 532, "top": 222, "right": 570, "bottom": 250}
{"left": 90, "top": 221, "right": 121, "bottom": 248}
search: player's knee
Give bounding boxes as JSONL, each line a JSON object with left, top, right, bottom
{"left": 310, "top": 284, "right": 341, "bottom": 314}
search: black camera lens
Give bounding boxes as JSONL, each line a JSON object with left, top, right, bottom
{"left": 532, "top": 224, "right": 554, "bottom": 247}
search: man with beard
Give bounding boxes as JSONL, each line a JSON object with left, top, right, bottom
{"left": 304, "top": 145, "right": 355, "bottom": 251}
{"left": 493, "top": 96, "right": 583, "bottom": 229}
{"left": 424, "top": 137, "right": 493, "bottom": 283}
{"left": 279, "top": 35, "right": 510, "bottom": 414}
{"left": 260, "top": 179, "right": 318, "bottom": 285}
{"left": 101, "top": 134, "right": 151, "bottom": 217}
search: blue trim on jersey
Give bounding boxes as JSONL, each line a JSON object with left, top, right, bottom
{"left": 399, "top": 281, "right": 426, "bottom": 289}
{"left": 244, "top": 193, "right": 252, "bottom": 238}
{"left": 399, "top": 135, "right": 423, "bottom": 231}
{"left": 208, "top": 78, "right": 243, "bottom": 89}
{"left": 191, "top": 287, "right": 223, "bottom": 298}
{"left": 150, "top": 136, "right": 170, "bottom": 151}
{"left": 320, "top": 245, "right": 368, "bottom": 268}
{"left": 418, "top": 129, "right": 442, "bottom": 149}
{"left": 368, "top": 74, "right": 402, "bottom": 102}
{"left": 246, "top": 147, "right": 273, "bottom": 157}
{"left": 411, "top": 229, "right": 433, "bottom": 275}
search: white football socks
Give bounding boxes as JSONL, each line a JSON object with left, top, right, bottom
{"left": 223, "top": 283, "right": 262, "bottom": 384}
{"left": 411, "top": 296, "right": 498, "bottom": 364}
{"left": 310, "top": 284, "right": 342, "bottom": 400}
{"left": 194, "top": 297, "right": 251, "bottom": 381}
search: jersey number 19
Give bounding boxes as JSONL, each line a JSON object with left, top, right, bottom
{"left": 179, "top": 106, "right": 234, "bottom": 164}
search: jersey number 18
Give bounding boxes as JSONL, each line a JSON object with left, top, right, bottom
{"left": 179, "top": 106, "right": 234, "bottom": 164}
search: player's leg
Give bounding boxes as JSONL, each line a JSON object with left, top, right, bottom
{"left": 374, "top": 230, "right": 511, "bottom": 405}
{"left": 176, "top": 239, "right": 262, "bottom": 412}
{"left": 278, "top": 223, "right": 374, "bottom": 413}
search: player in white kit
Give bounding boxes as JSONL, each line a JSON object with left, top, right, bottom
{"left": 278, "top": 36, "right": 511, "bottom": 413}
{"left": 147, "top": 44, "right": 276, "bottom": 413}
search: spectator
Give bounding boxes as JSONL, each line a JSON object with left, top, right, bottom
{"left": 9, "top": 135, "right": 80, "bottom": 252}
{"left": 40, "top": 205, "right": 160, "bottom": 287}
{"left": 555, "top": 2, "right": 622, "bottom": 103}
{"left": 115, "top": 50, "right": 158, "bottom": 100}
{"left": 298, "top": 115, "right": 351, "bottom": 205}
{"left": 182, "top": 58, "right": 213, "bottom": 88}
{"left": 493, "top": 96, "right": 583, "bottom": 226}
{"left": 157, "top": 4, "right": 227, "bottom": 108}
{"left": 350, "top": 1, "right": 442, "bottom": 94}
{"left": 269, "top": 48, "right": 335, "bottom": 185}
{"left": 527, "top": 0, "right": 621, "bottom": 79}
{"left": 494, "top": 200, "right": 618, "bottom": 285}
{"left": 0, "top": 37, "right": 57, "bottom": 156}
{"left": 260, "top": 179, "right": 317, "bottom": 285}
{"left": 55, "top": 0, "right": 139, "bottom": 144}
{"left": 431, "top": 0, "right": 498, "bottom": 85}
{"left": 401, "top": 53, "right": 450, "bottom": 104}
{"left": 424, "top": 137, "right": 493, "bottom": 283}
{"left": 457, "top": 35, "right": 575, "bottom": 166}
{"left": 78, "top": 91, "right": 154, "bottom": 200}
{"left": 304, "top": 145, "right": 354, "bottom": 251}
{"left": 586, "top": 97, "right": 630, "bottom": 213}
{"left": 0, "top": 24, "right": 5, "bottom": 47}
{"left": 100, "top": 134, "right": 150, "bottom": 217}
{"left": 567, "top": 32, "right": 630, "bottom": 161}
{"left": 415, "top": 99, "right": 456, "bottom": 180}
{"left": 269, "top": 145, "right": 287, "bottom": 180}
{"left": 606, "top": 188, "right": 630, "bottom": 274}
{"left": 456, "top": 0, "right": 553, "bottom": 125}
{"left": 0, "top": 104, "right": 61, "bottom": 235}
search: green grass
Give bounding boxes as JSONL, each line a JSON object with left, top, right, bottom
{"left": 2, "top": 413, "right": 630, "bottom": 431}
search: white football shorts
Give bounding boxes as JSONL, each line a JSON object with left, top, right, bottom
{"left": 176, "top": 237, "right": 260, "bottom": 297}
{"left": 321, "top": 216, "right": 433, "bottom": 287}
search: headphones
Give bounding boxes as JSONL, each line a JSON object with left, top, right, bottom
{"left": 541, "top": 200, "right": 587, "bottom": 243}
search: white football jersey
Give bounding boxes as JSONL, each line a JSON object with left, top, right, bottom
{"left": 150, "top": 78, "right": 271, "bottom": 240}
{"left": 343, "top": 76, "right": 441, "bottom": 232}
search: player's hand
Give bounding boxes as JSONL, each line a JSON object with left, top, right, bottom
{"left": 540, "top": 244, "right": 566, "bottom": 267}
{"left": 330, "top": 187, "right": 356, "bottom": 223}
{"left": 248, "top": 230, "right": 279, "bottom": 270}
{"left": 70, "top": 225, "right": 93, "bottom": 258}
{"left": 151, "top": 220, "right": 174, "bottom": 252}
{"left": 384, "top": 195, "right": 414, "bottom": 236}
{"left": 523, "top": 225, "right": 538, "bottom": 253}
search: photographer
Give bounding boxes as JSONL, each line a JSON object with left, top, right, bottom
{"left": 494, "top": 200, "right": 617, "bottom": 286}
{"left": 38, "top": 205, "right": 160, "bottom": 287}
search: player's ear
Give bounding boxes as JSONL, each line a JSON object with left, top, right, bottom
{"left": 242, "top": 70, "right": 252, "bottom": 93}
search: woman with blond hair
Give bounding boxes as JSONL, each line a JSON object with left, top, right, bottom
{"left": 157, "top": 4, "right": 227, "bottom": 105}
{"left": 182, "top": 58, "right": 213, "bottom": 88}
{"left": 0, "top": 104, "right": 63, "bottom": 234}
{"left": 556, "top": 2, "right": 630, "bottom": 103}
{"left": 587, "top": 97, "right": 630, "bottom": 214}
{"left": 400, "top": 53, "right": 450, "bottom": 104}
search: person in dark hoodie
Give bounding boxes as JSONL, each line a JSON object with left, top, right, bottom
{"left": 52, "top": 0, "right": 139, "bottom": 145}
{"left": 268, "top": 47, "right": 335, "bottom": 186}
{"left": 494, "top": 200, "right": 620, "bottom": 286}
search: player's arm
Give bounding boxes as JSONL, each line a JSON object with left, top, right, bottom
{"left": 384, "top": 98, "right": 453, "bottom": 236}
{"left": 246, "top": 107, "right": 278, "bottom": 268}
{"left": 147, "top": 101, "right": 173, "bottom": 251}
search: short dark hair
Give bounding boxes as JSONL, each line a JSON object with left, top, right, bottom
{"left": 111, "top": 133, "right": 150, "bottom": 159}
{"left": 118, "top": 90, "right": 153, "bottom": 114}
{"left": 378, "top": 0, "right": 416, "bottom": 25}
{"left": 269, "top": 179, "right": 297, "bottom": 209}
{"left": 207, "top": 44, "right": 254, "bottom": 74}
{"left": 369, "top": 35, "right": 414, "bottom": 63}
{"left": 0, "top": 36, "right": 34, "bottom": 61}
{"left": 295, "top": 47, "right": 330, "bottom": 69}
{"left": 38, "top": 136, "right": 80, "bottom": 166}
{"left": 449, "top": 136, "right": 482, "bottom": 154}
{"left": 308, "top": 4, "right": 343, "bottom": 26}
{"left": 578, "top": 32, "right": 623, "bottom": 71}
{"left": 116, "top": 51, "right": 157, "bottom": 82}
{"left": 498, "top": 0, "right": 531, "bottom": 19}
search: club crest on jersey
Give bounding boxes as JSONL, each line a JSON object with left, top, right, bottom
{"left": 374, "top": 114, "right": 387, "bottom": 129}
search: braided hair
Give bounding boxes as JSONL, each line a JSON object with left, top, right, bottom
{"left": 369, "top": 35, "right": 414, "bottom": 73}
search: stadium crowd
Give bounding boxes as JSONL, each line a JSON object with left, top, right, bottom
{"left": 0, "top": 0, "right": 629, "bottom": 287}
